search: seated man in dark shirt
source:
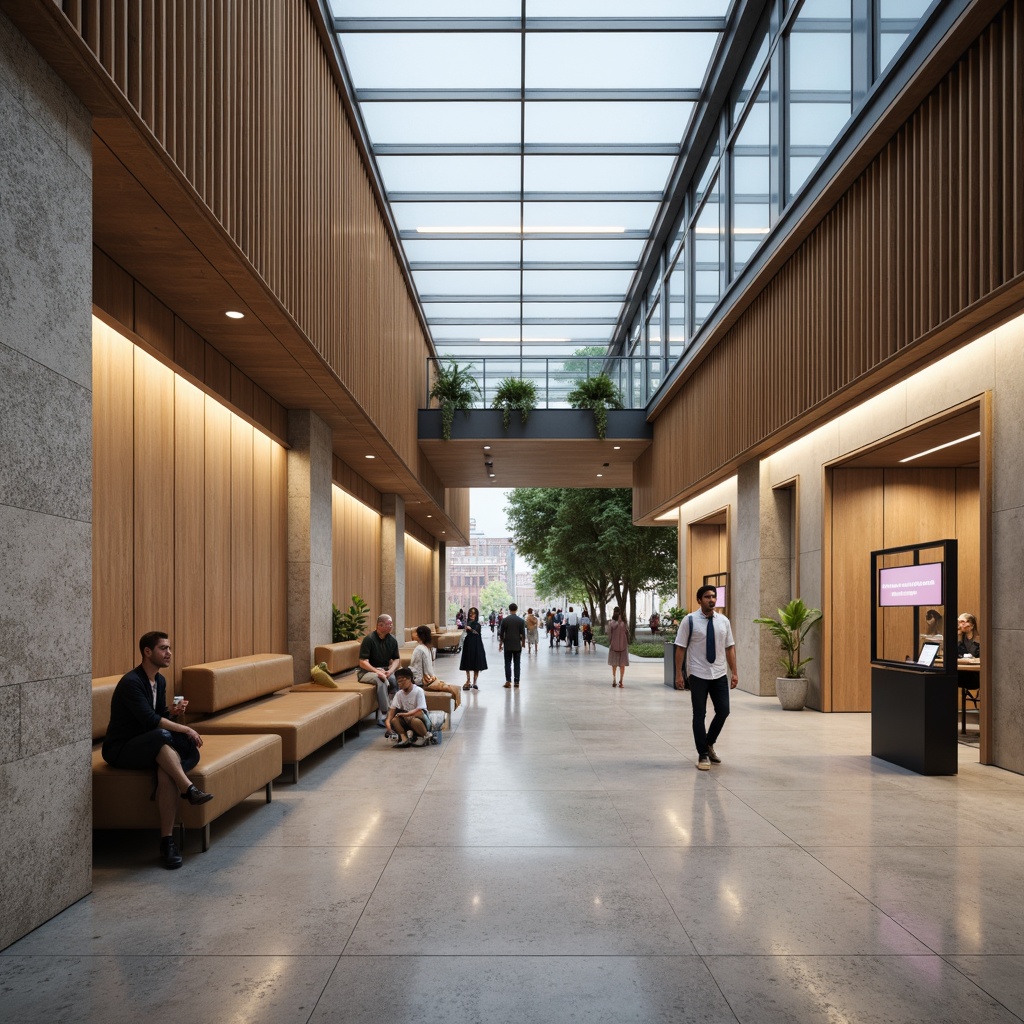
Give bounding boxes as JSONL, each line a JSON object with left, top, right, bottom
{"left": 102, "top": 631, "right": 212, "bottom": 869}
{"left": 358, "top": 613, "right": 401, "bottom": 728}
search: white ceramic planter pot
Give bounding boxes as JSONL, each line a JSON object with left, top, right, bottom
{"left": 775, "top": 676, "right": 807, "bottom": 710}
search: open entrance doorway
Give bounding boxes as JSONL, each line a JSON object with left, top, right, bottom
{"left": 825, "top": 401, "right": 989, "bottom": 761}
{"left": 687, "top": 507, "right": 730, "bottom": 613}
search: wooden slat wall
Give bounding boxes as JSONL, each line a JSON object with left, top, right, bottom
{"left": 331, "top": 484, "right": 382, "bottom": 627}
{"left": 636, "top": 3, "right": 1024, "bottom": 519}
{"left": 92, "top": 318, "right": 288, "bottom": 687}
{"left": 828, "top": 466, "right": 980, "bottom": 711}
{"left": 68, "top": 2, "right": 432, "bottom": 470}
{"left": 445, "top": 488, "right": 471, "bottom": 542}
{"left": 94, "top": 247, "right": 288, "bottom": 443}
{"left": 405, "top": 535, "right": 435, "bottom": 632}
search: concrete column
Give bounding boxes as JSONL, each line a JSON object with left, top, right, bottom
{"left": 381, "top": 494, "right": 406, "bottom": 638}
{"left": 287, "top": 410, "right": 333, "bottom": 683}
{"left": 436, "top": 541, "right": 448, "bottom": 626}
{"left": 0, "top": 9, "right": 94, "bottom": 950}
{"left": 734, "top": 459, "right": 793, "bottom": 696}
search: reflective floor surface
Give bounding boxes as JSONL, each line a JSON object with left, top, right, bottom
{"left": 3, "top": 639, "right": 1023, "bottom": 1023}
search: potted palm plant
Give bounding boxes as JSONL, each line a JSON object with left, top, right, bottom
{"left": 429, "top": 360, "right": 481, "bottom": 441}
{"left": 754, "top": 598, "right": 822, "bottom": 710}
{"left": 566, "top": 372, "right": 624, "bottom": 440}
{"left": 492, "top": 377, "right": 538, "bottom": 431}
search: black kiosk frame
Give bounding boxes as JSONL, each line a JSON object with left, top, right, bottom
{"left": 870, "top": 539, "right": 958, "bottom": 775}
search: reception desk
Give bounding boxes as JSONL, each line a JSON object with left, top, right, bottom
{"left": 957, "top": 658, "right": 980, "bottom": 734}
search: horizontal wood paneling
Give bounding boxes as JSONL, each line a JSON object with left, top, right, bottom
{"left": 92, "top": 319, "right": 288, "bottom": 687}
{"left": 638, "top": 2, "right": 1024, "bottom": 519}
{"left": 66, "top": 1, "right": 431, "bottom": 471}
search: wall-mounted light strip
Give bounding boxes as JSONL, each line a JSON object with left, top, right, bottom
{"left": 899, "top": 431, "right": 980, "bottom": 463}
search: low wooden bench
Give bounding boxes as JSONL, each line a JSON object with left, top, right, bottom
{"left": 91, "top": 675, "right": 282, "bottom": 852}
{"left": 183, "top": 653, "right": 362, "bottom": 782}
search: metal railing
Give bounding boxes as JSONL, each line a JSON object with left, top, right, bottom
{"left": 424, "top": 356, "right": 665, "bottom": 411}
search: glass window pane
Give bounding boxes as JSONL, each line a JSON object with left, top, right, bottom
{"left": 731, "top": 79, "right": 770, "bottom": 277}
{"left": 668, "top": 253, "right": 686, "bottom": 359}
{"left": 522, "top": 302, "right": 622, "bottom": 320}
{"left": 413, "top": 270, "right": 521, "bottom": 295}
{"left": 422, "top": 302, "right": 521, "bottom": 319}
{"left": 335, "top": 0, "right": 519, "bottom": 13}
{"left": 525, "top": 155, "right": 674, "bottom": 193}
{"left": 525, "top": 102, "right": 693, "bottom": 145}
{"left": 403, "top": 238, "right": 522, "bottom": 263}
{"left": 360, "top": 102, "right": 520, "bottom": 145}
{"left": 528, "top": 0, "right": 730, "bottom": 13}
{"left": 693, "top": 176, "right": 721, "bottom": 333}
{"left": 733, "top": 28, "right": 770, "bottom": 128}
{"left": 523, "top": 269, "right": 635, "bottom": 294}
{"left": 879, "top": 0, "right": 932, "bottom": 74}
{"left": 378, "top": 156, "right": 521, "bottom": 194}
{"left": 522, "top": 238, "right": 645, "bottom": 262}
{"left": 647, "top": 298, "right": 662, "bottom": 356}
{"left": 527, "top": 33, "right": 719, "bottom": 91}
{"left": 523, "top": 201, "right": 658, "bottom": 232}
{"left": 391, "top": 202, "right": 520, "bottom": 231}
{"left": 339, "top": 33, "right": 521, "bottom": 89}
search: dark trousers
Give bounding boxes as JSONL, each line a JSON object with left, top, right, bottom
{"left": 689, "top": 675, "right": 730, "bottom": 756}
{"left": 503, "top": 648, "right": 522, "bottom": 683}
{"left": 567, "top": 624, "right": 579, "bottom": 648}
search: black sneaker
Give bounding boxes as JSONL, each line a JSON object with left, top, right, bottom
{"left": 160, "top": 835, "right": 183, "bottom": 869}
{"left": 707, "top": 744, "right": 722, "bottom": 764}
{"left": 182, "top": 784, "right": 213, "bottom": 805}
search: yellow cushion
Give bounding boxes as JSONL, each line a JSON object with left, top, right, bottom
{"left": 310, "top": 665, "right": 338, "bottom": 688}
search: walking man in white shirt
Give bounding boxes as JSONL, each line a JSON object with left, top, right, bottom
{"left": 564, "top": 606, "right": 581, "bottom": 653}
{"left": 673, "top": 586, "right": 738, "bottom": 770}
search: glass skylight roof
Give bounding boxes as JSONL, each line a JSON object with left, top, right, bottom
{"left": 330, "top": 4, "right": 732, "bottom": 364}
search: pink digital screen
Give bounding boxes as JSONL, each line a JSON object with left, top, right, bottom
{"left": 878, "top": 562, "right": 943, "bottom": 607}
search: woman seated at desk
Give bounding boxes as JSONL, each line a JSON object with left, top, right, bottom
{"left": 957, "top": 612, "right": 980, "bottom": 659}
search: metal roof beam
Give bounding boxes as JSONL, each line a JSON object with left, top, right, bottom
{"left": 336, "top": 17, "right": 728, "bottom": 33}
{"left": 420, "top": 294, "right": 626, "bottom": 303}
{"left": 358, "top": 88, "right": 701, "bottom": 102}
{"left": 377, "top": 143, "right": 679, "bottom": 156}
{"left": 389, "top": 191, "right": 663, "bottom": 203}
{"left": 411, "top": 262, "right": 637, "bottom": 271}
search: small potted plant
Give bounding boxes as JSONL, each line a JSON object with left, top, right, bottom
{"left": 333, "top": 594, "right": 370, "bottom": 642}
{"left": 566, "top": 372, "right": 624, "bottom": 440}
{"left": 754, "top": 598, "right": 822, "bottom": 710}
{"left": 429, "top": 360, "right": 481, "bottom": 441}
{"left": 492, "top": 377, "right": 538, "bottom": 431}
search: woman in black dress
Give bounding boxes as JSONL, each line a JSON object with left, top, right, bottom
{"left": 460, "top": 606, "right": 487, "bottom": 689}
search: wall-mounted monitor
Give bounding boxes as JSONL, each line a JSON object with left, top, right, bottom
{"left": 878, "top": 562, "right": 943, "bottom": 607}
{"left": 713, "top": 586, "right": 726, "bottom": 611}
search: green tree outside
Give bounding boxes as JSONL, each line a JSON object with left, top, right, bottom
{"left": 479, "top": 578, "right": 514, "bottom": 616}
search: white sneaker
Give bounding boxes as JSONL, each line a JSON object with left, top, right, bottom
{"left": 412, "top": 735, "right": 428, "bottom": 747}
{"left": 697, "top": 755, "right": 711, "bottom": 770}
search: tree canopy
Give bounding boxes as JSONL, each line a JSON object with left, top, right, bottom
{"left": 505, "top": 488, "right": 677, "bottom": 633}
{"left": 479, "top": 578, "right": 514, "bottom": 615}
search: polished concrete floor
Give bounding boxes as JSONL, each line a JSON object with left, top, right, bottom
{"left": 3, "top": 640, "right": 1024, "bottom": 1023}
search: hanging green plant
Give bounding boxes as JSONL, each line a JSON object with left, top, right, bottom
{"left": 491, "top": 377, "right": 538, "bottom": 431}
{"left": 428, "top": 360, "right": 481, "bottom": 441}
{"left": 566, "top": 372, "right": 624, "bottom": 440}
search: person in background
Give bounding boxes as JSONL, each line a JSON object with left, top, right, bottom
{"left": 606, "top": 607, "right": 629, "bottom": 687}
{"left": 460, "top": 606, "right": 487, "bottom": 689}
{"left": 385, "top": 667, "right": 431, "bottom": 747}
{"left": 455, "top": 608, "right": 465, "bottom": 629}
{"left": 581, "top": 608, "right": 593, "bottom": 650}
{"left": 102, "top": 631, "right": 212, "bottom": 869}
{"left": 565, "top": 606, "right": 580, "bottom": 654}
{"left": 546, "top": 609, "right": 555, "bottom": 647}
{"left": 673, "top": 585, "right": 738, "bottom": 771}
{"left": 525, "top": 607, "right": 540, "bottom": 654}
{"left": 957, "top": 612, "right": 980, "bottom": 658}
{"left": 649, "top": 610, "right": 661, "bottom": 635}
{"left": 499, "top": 602, "right": 527, "bottom": 688}
{"left": 410, "top": 625, "right": 462, "bottom": 709}
{"left": 489, "top": 610, "right": 497, "bottom": 634}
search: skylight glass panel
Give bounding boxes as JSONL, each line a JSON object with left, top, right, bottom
{"left": 339, "top": 33, "right": 521, "bottom": 90}
{"left": 527, "top": 33, "right": 719, "bottom": 90}
{"left": 335, "top": 0, "right": 519, "bottom": 14}
{"left": 525, "top": 155, "right": 674, "bottom": 193}
{"left": 379, "top": 156, "right": 522, "bottom": 194}
{"left": 360, "top": 103, "right": 521, "bottom": 145}
{"left": 523, "top": 201, "right": 659, "bottom": 233}
{"left": 522, "top": 302, "right": 623, "bottom": 320}
{"left": 402, "top": 239, "right": 522, "bottom": 263}
{"left": 391, "top": 202, "right": 521, "bottom": 232}
{"left": 523, "top": 269, "right": 635, "bottom": 294}
{"left": 528, "top": 0, "right": 730, "bottom": 13}
{"left": 422, "top": 303, "right": 522, "bottom": 320}
{"left": 522, "top": 238, "right": 645, "bottom": 262}
{"left": 413, "top": 270, "right": 521, "bottom": 296}
{"left": 525, "top": 102, "right": 692, "bottom": 145}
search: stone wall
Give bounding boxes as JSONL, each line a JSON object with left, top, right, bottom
{"left": 0, "top": 11, "right": 93, "bottom": 949}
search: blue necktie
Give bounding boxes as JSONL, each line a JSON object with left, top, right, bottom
{"left": 706, "top": 614, "right": 716, "bottom": 663}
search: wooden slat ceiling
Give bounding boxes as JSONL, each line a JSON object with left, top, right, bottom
{"left": 839, "top": 407, "right": 981, "bottom": 468}
{"left": 418, "top": 437, "right": 649, "bottom": 488}
{"left": 91, "top": 127, "right": 467, "bottom": 545}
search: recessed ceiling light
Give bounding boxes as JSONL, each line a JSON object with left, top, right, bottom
{"left": 489, "top": 473, "right": 495, "bottom": 478}
{"left": 426, "top": 514, "right": 432, "bottom": 518}
{"left": 899, "top": 432, "right": 981, "bottom": 463}
{"left": 483, "top": 445, "right": 491, "bottom": 450}
{"left": 613, "top": 445, "right": 621, "bottom": 450}
{"left": 596, "top": 473, "right": 603, "bottom": 478}
{"left": 225, "top": 310, "right": 244, "bottom": 319}
{"left": 365, "top": 454, "right": 375, "bottom": 459}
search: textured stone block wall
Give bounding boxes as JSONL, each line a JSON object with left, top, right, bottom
{"left": 0, "top": 11, "right": 93, "bottom": 949}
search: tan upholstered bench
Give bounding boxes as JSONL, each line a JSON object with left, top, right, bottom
{"left": 182, "top": 653, "right": 362, "bottom": 782}
{"left": 91, "top": 675, "right": 281, "bottom": 851}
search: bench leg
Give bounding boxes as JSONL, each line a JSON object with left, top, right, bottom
{"left": 201, "top": 823, "right": 211, "bottom": 853}
{"left": 265, "top": 780, "right": 273, "bottom": 803}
